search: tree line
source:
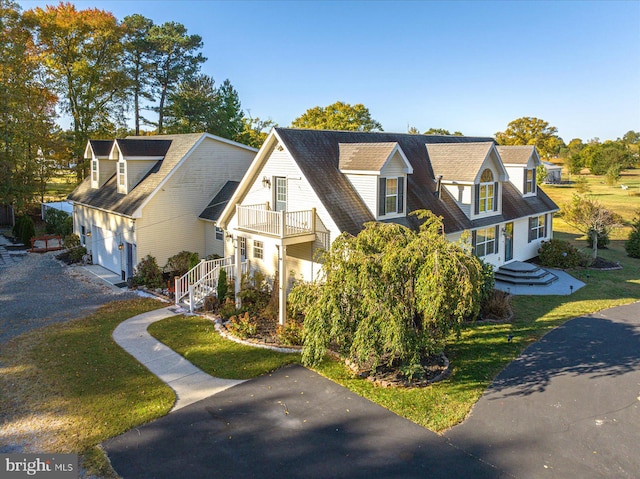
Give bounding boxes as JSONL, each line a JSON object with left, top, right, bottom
{"left": 0, "top": 0, "right": 275, "bottom": 210}
{"left": 1, "top": 0, "right": 637, "bottom": 212}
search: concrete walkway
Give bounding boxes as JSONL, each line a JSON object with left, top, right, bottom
{"left": 112, "top": 306, "right": 244, "bottom": 411}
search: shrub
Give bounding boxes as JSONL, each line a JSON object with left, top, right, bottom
{"left": 13, "top": 214, "right": 35, "bottom": 245}
{"left": 217, "top": 269, "right": 228, "bottom": 302}
{"left": 238, "top": 270, "right": 271, "bottom": 312}
{"left": 277, "top": 318, "right": 303, "bottom": 346}
{"left": 63, "top": 233, "right": 81, "bottom": 248}
{"left": 44, "top": 209, "right": 72, "bottom": 236}
{"left": 226, "top": 312, "right": 258, "bottom": 339}
{"left": 538, "top": 239, "right": 583, "bottom": 269}
{"left": 625, "top": 211, "right": 640, "bottom": 258}
{"left": 133, "top": 255, "right": 164, "bottom": 288}
{"left": 479, "top": 289, "right": 512, "bottom": 320}
{"left": 203, "top": 295, "right": 218, "bottom": 312}
{"left": 164, "top": 251, "right": 199, "bottom": 277}
{"left": 69, "top": 246, "right": 87, "bottom": 264}
{"left": 478, "top": 261, "right": 495, "bottom": 305}
{"left": 219, "top": 298, "right": 242, "bottom": 318}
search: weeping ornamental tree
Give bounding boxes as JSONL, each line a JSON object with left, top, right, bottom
{"left": 290, "top": 211, "right": 484, "bottom": 370}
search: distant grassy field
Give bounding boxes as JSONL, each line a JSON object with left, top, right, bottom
{"left": 44, "top": 169, "right": 77, "bottom": 202}
{"left": 542, "top": 166, "right": 640, "bottom": 241}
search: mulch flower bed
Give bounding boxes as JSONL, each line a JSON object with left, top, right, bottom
{"left": 590, "top": 257, "right": 622, "bottom": 270}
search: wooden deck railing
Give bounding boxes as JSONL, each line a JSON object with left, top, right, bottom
{"left": 236, "top": 204, "right": 316, "bottom": 238}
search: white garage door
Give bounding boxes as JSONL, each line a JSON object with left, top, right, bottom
{"left": 93, "top": 226, "right": 120, "bottom": 274}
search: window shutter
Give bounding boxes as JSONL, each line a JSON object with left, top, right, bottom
{"left": 398, "top": 177, "right": 404, "bottom": 214}
{"left": 532, "top": 168, "right": 537, "bottom": 193}
{"left": 378, "top": 177, "right": 386, "bottom": 216}
{"left": 544, "top": 214, "right": 549, "bottom": 238}
{"left": 524, "top": 170, "right": 528, "bottom": 194}
{"left": 528, "top": 217, "right": 534, "bottom": 243}
{"left": 471, "top": 230, "right": 477, "bottom": 254}
{"left": 494, "top": 225, "right": 500, "bottom": 253}
{"left": 494, "top": 181, "right": 499, "bottom": 211}
{"left": 474, "top": 185, "right": 480, "bottom": 214}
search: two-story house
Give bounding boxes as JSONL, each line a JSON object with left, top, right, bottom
{"left": 68, "top": 133, "right": 256, "bottom": 281}
{"left": 215, "top": 128, "right": 558, "bottom": 324}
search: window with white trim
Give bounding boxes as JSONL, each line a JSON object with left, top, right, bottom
{"left": 91, "top": 160, "right": 98, "bottom": 183}
{"left": 253, "top": 240, "right": 263, "bottom": 260}
{"left": 478, "top": 169, "right": 495, "bottom": 213}
{"left": 525, "top": 169, "right": 535, "bottom": 194}
{"left": 118, "top": 162, "right": 125, "bottom": 187}
{"left": 215, "top": 227, "right": 224, "bottom": 241}
{"left": 81, "top": 225, "right": 87, "bottom": 245}
{"left": 474, "top": 227, "right": 497, "bottom": 257}
{"left": 378, "top": 177, "right": 405, "bottom": 216}
{"left": 529, "top": 214, "right": 546, "bottom": 242}
{"left": 239, "top": 237, "right": 246, "bottom": 259}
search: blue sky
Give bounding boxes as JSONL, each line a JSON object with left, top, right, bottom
{"left": 19, "top": 0, "right": 640, "bottom": 142}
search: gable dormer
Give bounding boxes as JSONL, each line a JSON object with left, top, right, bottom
{"left": 112, "top": 139, "right": 172, "bottom": 194}
{"left": 427, "top": 142, "right": 508, "bottom": 219}
{"left": 84, "top": 140, "right": 115, "bottom": 189}
{"left": 338, "top": 142, "right": 413, "bottom": 220}
{"left": 496, "top": 145, "right": 540, "bottom": 197}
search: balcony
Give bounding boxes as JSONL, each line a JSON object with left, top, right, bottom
{"left": 236, "top": 204, "right": 316, "bottom": 243}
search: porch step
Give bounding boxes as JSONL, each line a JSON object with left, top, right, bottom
{"left": 495, "top": 261, "right": 558, "bottom": 286}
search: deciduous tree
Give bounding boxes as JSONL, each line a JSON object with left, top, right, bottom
{"left": 291, "top": 101, "right": 382, "bottom": 132}
{"left": 562, "top": 194, "right": 622, "bottom": 260}
{"left": 238, "top": 116, "right": 276, "bottom": 149}
{"left": 424, "top": 128, "right": 463, "bottom": 136}
{"left": 25, "top": 3, "right": 127, "bottom": 180}
{"left": 289, "top": 211, "right": 483, "bottom": 370}
{"left": 495, "top": 117, "right": 564, "bottom": 159}
{"left": 1, "top": 0, "right": 57, "bottom": 209}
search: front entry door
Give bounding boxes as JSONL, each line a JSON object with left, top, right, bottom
{"left": 505, "top": 222, "right": 514, "bottom": 262}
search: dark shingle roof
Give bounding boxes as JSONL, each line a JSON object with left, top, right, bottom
{"left": 274, "top": 128, "right": 558, "bottom": 235}
{"left": 88, "top": 140, "right": 114, "bottom": 158}
{"left": 68, "top": 134, "right": 203, "bottom": 217}
{"left": 116, "top": 139, "right": 172, "bottom": 157}
{"left": 199, "top": 181, "right": 240, "bottom": 222}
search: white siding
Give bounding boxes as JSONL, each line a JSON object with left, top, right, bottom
{"left": 344, "top": 174, "right": 377, "bottom": 216}
{"left": 126, "top": 159, "right": 157, "bottom": 192}
{"left": 98, "top": 159, "right": 117, "bottom": 187}
{"left": 226, "top": 146, "right": 339, "bottom": 284}
{"left": 381, "top": 152, "right": 407, "bottom": 177}
{"left": 506, "top": 166, "right": 525, "bottom": 195}
{"left": 136, "top": 138, "right": 254, "bottom": 267}
{"left": 204, "top": 223, "right": 225, "bottom": 258}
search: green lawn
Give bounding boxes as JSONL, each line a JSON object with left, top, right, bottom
{"left": 0, "top": 298, "right": 173, "bottom": 477}
{"left": 147, "top": 236, "right": 639, "bottom": 432}
{"left": 2, "top": 168, "right": 638, "bottom": 476}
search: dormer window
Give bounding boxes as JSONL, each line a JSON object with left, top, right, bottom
{"left": 525, "top": 169, "right": 536, "bottom": 194}
{"left": 378, "top": 177, "right": 404, "bottom": 216}
{"left": 477, "top": 169, "right": 495, "bottom": 213}
{"left": 91, "top": 160, "right": 98, "bottom": 183}
{"left": 118, "top": 161, "right": 126, "bottom": 187}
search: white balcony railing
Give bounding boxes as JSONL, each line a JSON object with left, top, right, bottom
{"left": 236, "top": 204, "right": 316, "bottom": 238}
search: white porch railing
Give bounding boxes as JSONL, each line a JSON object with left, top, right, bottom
{"left": 175, "top": 256, "right": 249, "bottom": 313}
{"left": 237, "top": 204, "right": 316, "bottom": 238}
{"left": 175, "top": 257, "right": 234, "bottom": 308}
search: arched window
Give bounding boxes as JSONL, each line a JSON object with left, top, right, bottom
{"left": 477, "top": 169, "right": 496, "bottom": 213}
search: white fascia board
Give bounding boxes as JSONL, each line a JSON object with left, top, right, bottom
{"left": 109, "top": 141, "right": 125, "bottom": 160}
{"left": 202, "top": 132, "right": 259, "bottom": 153}
{"left": 83, "top": 141, "right": 93, "bottom": 159}
{"left": 484, "top": 145, "right": 509, "bottom": 182}
{"left": 386, "top": 144, "right": 414, "bottom": 174}
{"left": 341, "top": 169, "right": 383, "bottom": 175}
{"left": 122, "top": 156, "right": 165, "bottom": 161}
{"left": 69, "top": 201, "right": 134, "bottom": 219}
{"left": 218, "top": 130, "right": 280, "bottom": 229}
{"left": 439, "top": 179, "right": 474, "bottom": 186}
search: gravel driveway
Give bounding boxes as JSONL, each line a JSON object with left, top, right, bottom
{"left": 0, "top": 250, "right": 135, "bottom": 343}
